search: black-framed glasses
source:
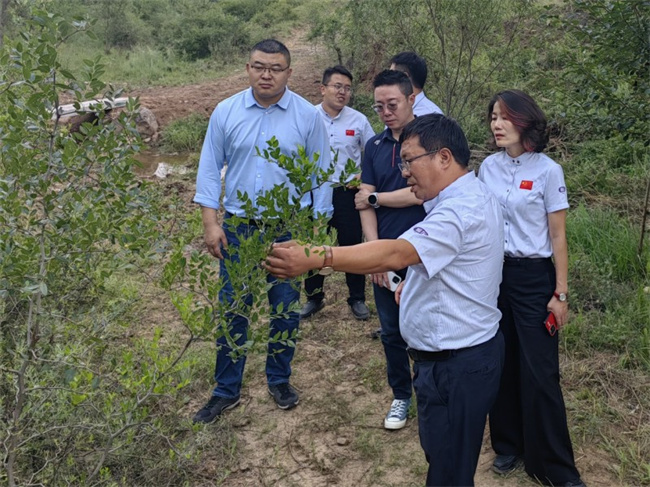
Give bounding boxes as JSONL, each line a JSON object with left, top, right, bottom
{"left": 372, "top": 102, "right": 400, "bottom": 114}
{"left": 250, "top": 64, "right": 290, "bottom": 75}
{"left": 398, "top": 150, "right": 439, "bottom": 173}
{"left": 325, "top": 83, "right": 352, "bottom": 93}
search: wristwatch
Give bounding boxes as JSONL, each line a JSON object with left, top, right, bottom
{"left": 368, "top": 192, "right": 380, "bottom": 209}
{"left": 553, "top": 291, "right": 568, "bottom": 302}
{"left": 318, "top": 245, "right": 334, "bottom": 276}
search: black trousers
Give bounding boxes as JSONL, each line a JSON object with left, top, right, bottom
{"left": 414, "top": 333, "right": 504, "bottom": 487}
{"left": 489, "top": 258, "right": 581, "bottom": 486}
{"left": 304, "top": 186, "right": 365, "bottom": 305}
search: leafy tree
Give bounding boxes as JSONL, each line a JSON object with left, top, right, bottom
{"left": 0, "top": 8, "right": 348, "bottom": 484}
{"left": 310, "top": 0, "right": 530, "bottom": 124}
{"left": 0, "top": 9, "right": 188, "bottom": 485}
{"left": 552, "top": 0, "right": 649, "bottom": 144}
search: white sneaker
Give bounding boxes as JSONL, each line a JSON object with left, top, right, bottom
{"left": 384, "top": 398, "right": 411, "bottom": 430}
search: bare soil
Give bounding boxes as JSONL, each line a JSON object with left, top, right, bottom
{"left": 129, "top": 32, "right": 635, "bottom": 487}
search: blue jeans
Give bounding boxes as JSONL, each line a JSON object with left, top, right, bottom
{"left": 373, "top": 282, "right": 412, "bottom": 400}
{"left": 212, "top": 219, "right": 300, "bottom": 399}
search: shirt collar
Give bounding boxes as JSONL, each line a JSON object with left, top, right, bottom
{"left": 244, "top": 87, "right": 292, "bottom": 109}
{"left": 317, "top": 103, "right": 344, "bottom": 120}
{"left": 378, "top": 127, "right": 398, "bottom": 143}
{"left": 425, "top": 171, "right": 475, "bottom": 211}
{"left": 413, "top": 91, "right": 425, "bottom": 108}
{"left": 504, "top": 150, "right": 536, "bottom": 165}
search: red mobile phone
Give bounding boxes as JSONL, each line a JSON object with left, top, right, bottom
{"left": 544, "top": 312, "right": 557, "bottom": 336}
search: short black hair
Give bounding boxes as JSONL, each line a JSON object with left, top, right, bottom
{"left": 251, "top": 39, "right": 291, "bottom": 66}
{"left": 372, "top": 69, "right": 413, "bottom": 98}
{"left": 322, "top": 65, "right": 353, "bottom": 85}
{"left": 390, "top": 51, "right": 427, "bottom": 90}
{"left": 400, "top": 114, "right": 470, "bottom": 167}
{"left": 488, "top": 90, "right": 548, "bottom": 152}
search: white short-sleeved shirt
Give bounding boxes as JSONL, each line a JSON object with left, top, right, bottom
{"left": 478, "top": 151, "right": 569, "bottom": 258}
{"left": 399, "top": 172, "right": 504, "bottom": 351}
{"left": 413, "top": 91, "right": 443, "bottom": 116}
{"left": 316, "top": 104, "right": 375, "bottom": 184}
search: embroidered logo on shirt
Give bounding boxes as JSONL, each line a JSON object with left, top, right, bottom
{"left": 519, "top": 180, "right": 533, "bottom": 190}
{"left": 559, "top": 186, "right": 566, "bottom": 193}
{"left": 346, "top": 129, "right": 355, "bottom": 136}
{"left": 413, "top": 227, "right": 428, "bottom": 236}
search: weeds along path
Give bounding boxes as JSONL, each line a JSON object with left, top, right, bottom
{"left": 134, "top": 30, "right": 626, "bottom": 487}
{"left": 129, "top": 32, "right": 329, "bottom": 130}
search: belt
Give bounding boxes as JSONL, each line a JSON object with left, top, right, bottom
{"left": 406, "top": 335, "right": 496, "bottom": 362}
{"left": 503, "top": 256, "right": 551, "bottom": 265}
{"left": 407, "top": 348, "right": 453, "bottom": 362}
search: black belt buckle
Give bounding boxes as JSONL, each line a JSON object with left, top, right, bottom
{"left": 407, "top": 347, "right": 453, "bottom": 362}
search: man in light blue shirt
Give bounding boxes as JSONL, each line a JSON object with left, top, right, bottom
{"left": 390, "top": 51, "right": 443, "bottom": 116}
{"left": 300, "top": 65, "right": 375, "bottom": 321}
{"left": 264, "top": 114, "right": 505, "bottom": 486}
{"left": 192, "top": 39, "right": 332, "bottom": 424}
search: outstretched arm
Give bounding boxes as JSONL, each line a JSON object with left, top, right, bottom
{"left": 264, "top": 239, "right": 419, "bottom": 280}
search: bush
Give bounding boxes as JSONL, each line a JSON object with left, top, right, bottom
{"left": 161, "top": 3, "right": 250, "bottom": 61}
{"left": 0, "top": 10, "right": 198, "bottom": 485}
{"left": 564, "top": 136, "right": 649, "bottom": 202}
{"left": 548, "top": 0, "right": 649, "bottom": 144}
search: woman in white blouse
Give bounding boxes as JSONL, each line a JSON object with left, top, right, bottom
{"left": 478, "top": 90, "right": 585, "bottom": 487}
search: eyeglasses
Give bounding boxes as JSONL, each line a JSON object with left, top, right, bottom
{"left": 250, "top": 64, "right": 290, "bottom": 75}
{"left": 325, "top": 83, "right": 352, "bottom": 93}
{"left": 372, "top": 102, "right": 400, "bottom": 114}
{"left": 398, "top": 150, "right": 439, "bottom": 173}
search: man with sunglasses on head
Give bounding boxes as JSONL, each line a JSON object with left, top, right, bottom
{"left": 356, "top": 70, "right": 427, "bottom": 430}
{"left": 358, "top": 53, "right": 443, "bottom": 340}
{"left": 192, "top": 39, "right": 332, "bottom": 424}
{"left": 300, "top": 66, "right": 375, "bottom": 321}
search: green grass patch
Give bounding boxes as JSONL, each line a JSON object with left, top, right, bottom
{"left": 565, "top": 204, "right": 649, "bottom": 367}
{"left": 160, "top": 113, "right": 209, "bottom": 153}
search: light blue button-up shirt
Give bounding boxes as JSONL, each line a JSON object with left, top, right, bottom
{"left": 194, "top": 87, "right": 333, "bottom": 218}
{"left": 413, "top": 91, "right": 443, "bottom": 116}
{"left": 399, "top": 172, "right": 504, "bottom": 351}
{"left": 478, "top": 150, "right": 569, "bottom": 258}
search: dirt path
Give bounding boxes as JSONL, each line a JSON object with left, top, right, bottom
{"left": 140, "top": 31, "right": 616, "bottom": 487}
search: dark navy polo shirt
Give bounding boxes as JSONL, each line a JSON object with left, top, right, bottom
{"left": 361, "top": 128, "right": 426, "bottom": 239}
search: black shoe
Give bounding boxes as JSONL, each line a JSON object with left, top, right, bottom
{"left": 350, "top": 300, "right": 369, "bottom": 320}
{"left": 370, "top": 327, "right": 381, "bottom": 339}
{"left": 562, "top": 481, "right": 587, "bottom": 487}
{"left": 299, "top": 300, "right": 324, "bottom": 319}
{"left": 268, "top": 383, "right": 299, "bottom": 409}
{"left": 492, "top": 454, "right": 522, "bottom": 475}
{"left": 193, "top": 395, "right": 241, "bottom": 424}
